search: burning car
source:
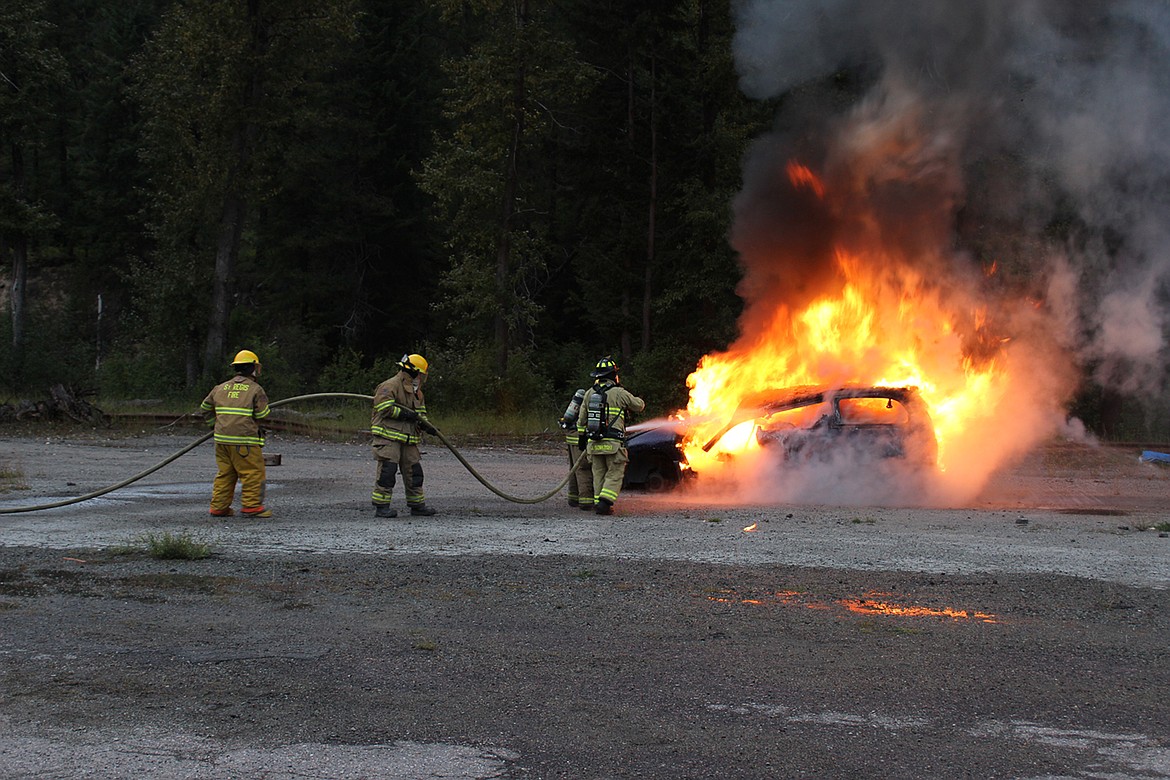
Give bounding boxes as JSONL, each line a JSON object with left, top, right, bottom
{"left": 623, "top": 385, "right": 938, "bottom": 491}
{"left": 621, "top": 418, "right": 692, "bottom": 492}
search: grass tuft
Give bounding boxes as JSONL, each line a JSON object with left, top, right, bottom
{"left": 120, "top": 532, "right": 214, "bottom": 560}
{"left": 0, "top": 463, "right": 29, "bottom": 493}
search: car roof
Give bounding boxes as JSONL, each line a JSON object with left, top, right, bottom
{"left": 740, "top": 384, "right": 925, "bottom": 415}
{"left": 701, "top": 385, "right": 926, "bottom": 452}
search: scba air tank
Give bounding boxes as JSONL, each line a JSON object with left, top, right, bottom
{"left": 561, "top": 388, "right": 586, "bottom": 427}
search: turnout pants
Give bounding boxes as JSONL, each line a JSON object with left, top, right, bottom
{"left": 589, "top": 440, "right": 629, "bottom": 506}
{"left": 567, "top": 442, "right": 594, "bottom": 507}
{"left": 372, "top": 440, "right": 425, "bottom": 508}
{"left": 211, "top": 443, "right": 266, "bottom": 512}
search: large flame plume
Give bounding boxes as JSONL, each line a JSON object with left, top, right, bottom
{"left": 678, "top": 83, "right": 1076, "bottom": 506}
{"left": 691, "top": 1, "right": 1170, "bottom": 505}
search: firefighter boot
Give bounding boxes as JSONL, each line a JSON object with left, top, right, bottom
{"left": 409, "top": 504, "right": 437, "bottom": 516}
{"left": 595, "top": 498, "right": 614, "bottom": 516}
{"left": 375, "top": 505, "right": 398, "bottom": 518}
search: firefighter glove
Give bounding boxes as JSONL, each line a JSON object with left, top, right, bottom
{"left": 398, "top": 407, "right": 420, "bottom": 422}
{"left": 577, "top": 434, "right": 587, "bottom": 452}
{"left": 419, "top": 419, "right": 438, "bottom": 435}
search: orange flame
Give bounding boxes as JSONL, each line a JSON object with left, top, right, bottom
{"left": 840, "top": 592, "right": 998, "bottom": 623}
{"left": 673, "top": 155, "right": 1067, "bottom": 502}
{"left": 684, "top": 254, "right": 1004, "bottom": 472}
{"left": 707, "top": 588, "right": 998, "bottom": 623}
{"left": 786, "top": 160, "right": 826, "bottom": 198}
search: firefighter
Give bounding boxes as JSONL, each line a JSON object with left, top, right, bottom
{"left": 201, "top": 349, "right": 272, "bottom": 518}
{"left": 371, "top": 353, "right": 439, "bottom": 518}
{"left": 576, "top": 356, "right": 645, "bottom": 515}
{"left": 559, "top": 386, "right": 593, "bottom": 510}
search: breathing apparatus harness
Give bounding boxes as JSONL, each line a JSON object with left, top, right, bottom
{"left": 585, "top": 379, "right": 622, "bottom": 441}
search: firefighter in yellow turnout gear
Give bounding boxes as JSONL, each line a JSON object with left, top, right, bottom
{"left": 371, "top": 354, "right": 439, "bottom": 518}
{"left": 559, "top": 387, "right": 594, "bottom": 510}
{"left": 576, "top": 357, "right": 645, "bottom": 515}
{"left": 201, "top": 350, "right": 272, "bottom": 518}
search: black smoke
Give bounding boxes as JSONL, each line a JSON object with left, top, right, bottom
{"left": 730, "top": 0, "right": 1170, "bottom": 400}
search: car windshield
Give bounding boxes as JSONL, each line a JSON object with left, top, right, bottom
{"left": 837, "top": 396, "right": 909, "bottom": 425}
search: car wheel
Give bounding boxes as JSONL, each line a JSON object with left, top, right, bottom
{"left": 643, "top": 463, "right": 678, "bottom": 492}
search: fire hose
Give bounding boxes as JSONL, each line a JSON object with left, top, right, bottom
{"left": 0, "top": 391, "right": 585, "bottom": 514}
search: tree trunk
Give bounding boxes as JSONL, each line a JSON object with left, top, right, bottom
{"left": 9, "top": 143, "right": 27, "bottom": 378}
{"left": 201, "top": 0, "right": 265, "bottom": 379}
{"left": 494, "top": 0, "right": 528, "bottom": 375}
{"left": 641, "top": 48, "right": 657, "bottom": 354}
{"left": 1100, "top": 388, "right": 1123, "bottom": 440}
{"left": 618, "top": 39, "right": 635, "bottom": 364}
{"left": 204, "top": 187, "right": 246, "bottom": 372}
{"left": 10, "top": 237, "right": 27, "bottom": 353}
{"left": 186, "top": 325, "right": 201, "bottom": 388}
{"left": 620, "top": 288, "right": 632, "bottom": 362}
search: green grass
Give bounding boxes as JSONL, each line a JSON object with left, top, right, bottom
{"left": 145, "top": 532, "right": 213, "bottom": 559}
{"left": 270, "top": 405, "right": 557, "bottom": 439}
{"left": 410, "top": 631, "right": 439, "bottom": 652}
{"left": 100, "top": 395, "right": 561, "bottom": 442}
{"left": 0, "top": 463, "right": 29, "bottom": 493}
{"left": 111, "top": 532, "right": 214, "bottom": 560}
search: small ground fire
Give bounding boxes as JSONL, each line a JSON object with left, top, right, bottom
{"left": 708, "top": 588, "right": 999, "bottom": 624}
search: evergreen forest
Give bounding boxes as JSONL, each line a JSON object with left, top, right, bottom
{"left": 1, "top": 0, "right": 772, "bottom": 417}
{"left": 2, "top": 0, "right": 1167, "bottom": 440}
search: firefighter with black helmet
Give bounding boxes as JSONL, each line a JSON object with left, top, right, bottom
{"left": 201, "top": 349, "right": 272, "bottom": 518}
{"left": 576, "top": 356, "right": 645, "bottom": 515}
{"left": 371, "top": 353, "right": 439, "bottom": 518}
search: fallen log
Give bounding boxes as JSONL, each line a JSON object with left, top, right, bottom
{"left": 0, "top": 385, "right": 110, "bottom": 426}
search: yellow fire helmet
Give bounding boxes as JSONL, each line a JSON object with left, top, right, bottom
{"left": 400, "top": 353, "right": 429, "bottom": 375}
{"left": 231, "top": 349, "right": 260, "bottom": 367}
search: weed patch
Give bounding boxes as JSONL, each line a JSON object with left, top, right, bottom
{"left": 117, "top": 532, "right": 214, "bottom": 560}
{"left": 0, "top": 463, "right": 29, "bottom": 493}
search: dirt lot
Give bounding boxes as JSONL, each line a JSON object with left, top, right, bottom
{"left": 1, "top": 429, "right": 1168, "bottom": 779}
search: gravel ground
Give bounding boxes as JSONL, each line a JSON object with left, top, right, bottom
{"left": 0, "top": 430, "right": 1168, "bottom": 779}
